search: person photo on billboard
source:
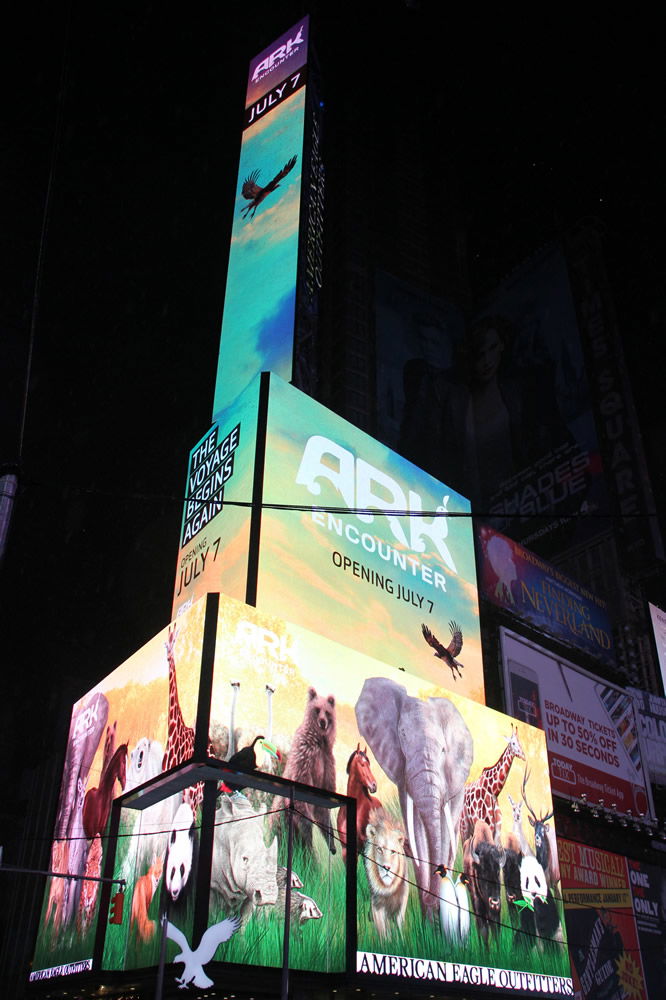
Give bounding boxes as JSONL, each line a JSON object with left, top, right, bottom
{"left": 400, "top": 314, "right": 571, "bottom": 508}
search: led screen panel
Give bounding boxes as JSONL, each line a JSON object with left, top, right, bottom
{"left": 559, "top": 840, "right": 648, "bottom": 1000}
{"left": 477, "top": 524, "right": 614, "bottom": 666}
{"left": 259, "top": 375, "right": 484, "bottom": 701}
{"left": 500, "top": 629, "right": 653, "bottom": 818}
{"left": 626, "top": 857, "right": 666, "bottom": 999}
{"left": 212, "top": 18, "right": 309, "bottom": 422}
{"left": 30, "top": 600, "right": 207, "bottom": 981}
{"left": 208, "top": 592, "right": 572, "bottom": 994}
{"left": 172, "top": 377, "right": 260, "bottom": 618}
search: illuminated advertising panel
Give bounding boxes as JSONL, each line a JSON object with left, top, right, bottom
{"left": 500, "top": 628, "right": 653, "bottom": 818}
{"left": 648, "top": 602, "right": 666, "bottom": 695}
{"left": 559, "top": 840, "right": 647, "bottom": 1000}
{"left": 628, "top": 686, "right": 666, "bottom": 786}
{"left": 245, "top": 17, "right": 309, "bottom": 110}
{"left": 477, "top": 524, "right": 614, "bottom": 666}
{"left": 212, "top": 18, "right": 309, "bottom": 421}
{"left": 260, "top": 375, "right": 484, "bottom": 700}
{"left": 470, "top": 245, "right": 607, "bottom": 557}
{"left": 172, "top": 377, "right": 260, "bottom": 617}
{"left": 30, "top": 600, "right": 207, "bottom": 981}
{"left": 626, "top": 857, "right": 666, "bottom": 999}
{"left": 209, "top": 592, "right": 571, "bottom": 993}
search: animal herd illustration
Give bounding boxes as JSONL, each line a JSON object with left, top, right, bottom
{"left": 38, "top": 625, "right": 567, "bottom": 987}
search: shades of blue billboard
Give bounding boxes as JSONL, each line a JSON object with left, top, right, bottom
{"left": 212, "top": 19, "right": 309, "bottom": 422}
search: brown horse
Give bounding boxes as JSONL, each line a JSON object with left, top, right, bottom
{"left": 337, "top": 744, "right": 382, "bottom": 860}
{"left": 82, "top": 743, "right": 127, "bottom": 841}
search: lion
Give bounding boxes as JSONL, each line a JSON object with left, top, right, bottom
{"left": 362, "top": 807, "right": 408, "bottom": 938}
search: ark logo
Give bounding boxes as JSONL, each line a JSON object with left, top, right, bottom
{"left": 73, "top": 699, "right": 102, "bottom": 739}
{"left": 296, "top": 435, "right": 457, "bottom": 572}
{"left": 251, "top": 25, "right": 305, "bottom": 82}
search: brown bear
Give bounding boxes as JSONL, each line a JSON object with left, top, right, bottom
{"left": 281, "top": 687, "right": 337, "bottom": 854}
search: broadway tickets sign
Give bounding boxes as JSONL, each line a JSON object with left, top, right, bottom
{"left": 477, "top": 524, "right": 614, "bottom": 666}
{"left": 500, "top": 629, "right": 653, "bottom": 817}
{"left": 559, "top": 840, "right": 647, "bottom": 1000}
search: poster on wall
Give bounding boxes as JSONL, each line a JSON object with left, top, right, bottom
{"left": 212, "top": 18, "right": 309, "bottom": 421}
{"left": 30, "top": 600, "right": 207, "bottom": 981}
{"left": 500, "top": 629, "right": 653, "bottom": 818}
{"left": 260, "top": 375, "right": 484, "bottom": 701}
{"left": 207, "top": 592, "right": 571, "bottom": 994}
{"left": 627, "top": 857, "right": 666, "bottom": 999}
{"left": 172, "top": 378, "right": 260, "bottom": 618}
{"left": 559, "top": 840, "right": 647, "bottom": 1000}
{"left": 477, "top": 524, "right": 614, "bottom": 666}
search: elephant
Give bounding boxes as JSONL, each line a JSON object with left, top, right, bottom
{"left": 356, "top": 677, "right": 473, "bottom": 921}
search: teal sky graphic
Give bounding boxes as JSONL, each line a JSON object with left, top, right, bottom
{"left": 213, "top": 89, "right": 305, "bottom": 421}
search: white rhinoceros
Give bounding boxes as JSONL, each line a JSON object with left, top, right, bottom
{"left": 210, "top": 795, "right": 278, "bottom": 925}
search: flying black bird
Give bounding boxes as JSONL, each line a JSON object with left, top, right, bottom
{"left": 219, "top": 735, "right": 281, "bottom": 793}
{"left": 240, "top": 154, "right": 298, "bottom": 219}
{"left": 421, "top": 621, "right": 464, "bottom": 680}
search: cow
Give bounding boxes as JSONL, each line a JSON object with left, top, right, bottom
{"left": 463, "top": 819, "right": 506, "bottom": 946}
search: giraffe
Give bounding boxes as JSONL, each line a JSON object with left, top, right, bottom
{"left": 162, "top": 625, "right": 195, "bottom": 774}
{"left": 459, "top": 726, "right": 526, "bottom": 846}
{"left": 162, "top": 625, "right": 208, "bottom": 816}
{"left": 77, "top": 834, "right": 103, "bottom": 935}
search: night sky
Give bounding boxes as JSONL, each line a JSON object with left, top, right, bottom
{"left": 1, "top": 1, "right": 662, "bottom": 869}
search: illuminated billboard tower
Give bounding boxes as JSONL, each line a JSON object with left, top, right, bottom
{"left": 173, "top": 18, "right": 483, "bottom": 700}
{"left": 212, "top": 16, "right": 323, "bottom": 422}
{"left": 30, "top": 19, "right": 573, "bottom": 1000}
{"left": 173, "top": 372, "right": 485, "bottom": 701}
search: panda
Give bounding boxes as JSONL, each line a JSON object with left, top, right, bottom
{"left": 519, "top": 854, "right": 562, "bottom": 950}
{"left": 165, "top": 802, "right": 197, "bottom": 904}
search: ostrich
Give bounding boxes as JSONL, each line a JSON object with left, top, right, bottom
{"left": 229, "top": 681, "right": 240, "bottom": 758}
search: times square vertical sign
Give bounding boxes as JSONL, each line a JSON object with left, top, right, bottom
{"left": 211, "top": 15, "right": 322, "bottom": 423}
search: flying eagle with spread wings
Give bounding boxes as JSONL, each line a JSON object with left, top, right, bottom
{"left": 421, "top": 621, "right": 464, "bottom": 680}
{"left": 240, "top": 154, "right": 298, "bottom": 219}
{"left": 167, "top": 917, "right": 241, "bottom": 989}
